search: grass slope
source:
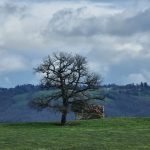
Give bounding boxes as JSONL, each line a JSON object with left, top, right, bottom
{"left": 0, "top": 118, "right": 150, "bottom": 150}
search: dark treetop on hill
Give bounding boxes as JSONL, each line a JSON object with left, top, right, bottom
{"left": 31, "top": 52, "right": 104, "bottom": 125}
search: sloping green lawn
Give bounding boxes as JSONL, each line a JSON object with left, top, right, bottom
{"left": 0, "top": 118, "right": 150, "bottom": 150}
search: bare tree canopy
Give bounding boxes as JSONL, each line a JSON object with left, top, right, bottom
{"left": 32, "top": 52, "right": 104, "bottom": 125}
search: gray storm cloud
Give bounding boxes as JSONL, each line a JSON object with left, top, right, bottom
{"left": 45, "top": 8, "right": 150, "bottom": 36}
{"left": 0, "top": 0, "right": 150, "bottom": 87}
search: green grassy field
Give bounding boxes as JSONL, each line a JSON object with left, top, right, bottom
{"left": 0, "top": 118, "right": 150, "bottom": 150}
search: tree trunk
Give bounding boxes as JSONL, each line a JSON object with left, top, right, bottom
{"left": 61, "top": 110, "right": 67, "bottom": 125}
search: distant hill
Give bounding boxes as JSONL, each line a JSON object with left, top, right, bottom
{"left": 0, "top": 83, "right": 150, "bottom": 122}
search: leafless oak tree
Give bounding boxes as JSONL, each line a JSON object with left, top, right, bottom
{"left": 32, "top": 52, "right": 104, "bottom": 125}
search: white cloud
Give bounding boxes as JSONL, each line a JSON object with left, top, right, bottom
{"left": 0, "top": 51, "right": 28, "bottom": 73}
{"left": 125, "top": 73, "right": 147, "bottom": 84}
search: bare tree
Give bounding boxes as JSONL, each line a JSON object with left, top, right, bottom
{"left": 32, "top": 52, "right": 104, "bottom": 125}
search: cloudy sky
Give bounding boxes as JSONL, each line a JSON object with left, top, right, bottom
{"left": 0, "top": 0, "right": 150, "bottom": 87}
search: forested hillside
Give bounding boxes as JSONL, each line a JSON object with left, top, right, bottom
{"left": 0, "top": 83, "right": 150, "bottom": 122}
{"left": 103, "top": 83, "right": 150, "bottom": 117}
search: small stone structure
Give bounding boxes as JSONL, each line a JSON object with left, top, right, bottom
{"left": 75, "top": 104, "right": 104, "bottom": 120}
